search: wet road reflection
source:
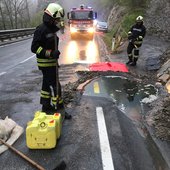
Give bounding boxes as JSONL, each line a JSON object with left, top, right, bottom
{"left": 60, "top": 39, "right": 100, "bottom": 64}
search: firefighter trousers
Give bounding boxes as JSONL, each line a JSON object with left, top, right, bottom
{"left": 127, "top": 42, "right": 141, "bottom": 61}
{"left": 40, "top": 67, "right": 63, "bottom": 107}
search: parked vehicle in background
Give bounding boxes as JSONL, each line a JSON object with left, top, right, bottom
{"left": 96, "top": 21, "right": 108, "bottom": 33}
{"left": 67, "top": 4, "right": 97, "bottom": 40}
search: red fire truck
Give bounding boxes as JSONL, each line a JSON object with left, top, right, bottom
{"left": 67, "top": 4, "right": 97, "bottom": 40}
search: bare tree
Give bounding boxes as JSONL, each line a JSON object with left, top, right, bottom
{"left": 0, "top": 0, "right": 6, "bottom": 29}
{"left": 11, "top": 0, "right": 27, "bottom": 28}
{"left": 3, "top": 0, "right": 14, "bottom": 29}
{"left": 0, "top": 0, "right": 32, "bottom": 29}
{"left": 25, "top": 0, "right": 30, "bottom": 23}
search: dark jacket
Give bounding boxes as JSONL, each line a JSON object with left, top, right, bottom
{"left": 129, "top": 23, "right": 146, "bottom": 40}
{"left": 128, "top": 23, "right": 146, "bottom": 47}
{"left": 31, "top": 13, "right": 60, "bottom": 70}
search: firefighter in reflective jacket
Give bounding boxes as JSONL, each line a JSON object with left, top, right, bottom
{"left": 31, "top": 3, "right": 65, "bottom": 113}
{"left": 126, "top": 16, "right": 146, "bottom": 66}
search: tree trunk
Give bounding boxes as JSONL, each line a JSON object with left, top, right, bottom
{"left": 4, "top": 0, "right": 14, "bottom": 29}
{"left": 0, "top": 3, "right": 6, "bottom": 29}
{"left": 25, "top": 0, "right": 30, "bottom": 25}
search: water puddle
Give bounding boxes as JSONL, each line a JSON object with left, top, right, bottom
{"left": 84, "top": 76, "right": 158, "bottom": 134}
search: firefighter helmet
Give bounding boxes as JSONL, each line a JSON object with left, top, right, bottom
{"left": 44, "top": 3, "right": 65, "bottom": 19}
{"left": 80, "top": 4, "right": 85, "bottom": 9}
{"left": 136, "top": 16, "right": 143, "bottom": 22}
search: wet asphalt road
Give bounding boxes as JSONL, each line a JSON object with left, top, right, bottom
{"left": 0, "top": 36, "right": 169, "bottom": 170}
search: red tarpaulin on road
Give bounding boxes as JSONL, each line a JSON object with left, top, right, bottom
{"left": 89, "top": 62, "right": 129, "bottom": 72}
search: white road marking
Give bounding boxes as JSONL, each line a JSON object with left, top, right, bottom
{"left": 96, "top": 107, "right": 115, "bottom": 170}
{"left": 0, "top": 54, "right": 35, "bottom": 76}
{"left": 19, "top": 54, "right": 35, "bottom": 64}
{"left": 0, "top": 72, "right": 7, "bottom": 76}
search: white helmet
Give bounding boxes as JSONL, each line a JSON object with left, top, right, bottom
{"left": 80, "top": 4, "right": 85, "bottom": 9}
{"left": 136, "top": 15, "right": 143, "bottom": 22}
{"left": 44, "top": 3, "right": 65, "bottom": 19}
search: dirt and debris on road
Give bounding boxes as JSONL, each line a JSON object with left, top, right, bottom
{"left": 153, "top": 95, "right": 170, "bottom": 141}
{"left": 145, "top": 47, "right": 170, "bottom": 141}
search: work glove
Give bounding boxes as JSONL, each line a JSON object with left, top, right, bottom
{"left": 128, "top": 36, "right": 133, "bottom": 40}
{"left": 45, "top": 50, "right": 60, "bottom": 59}
{"left": 129, "top": 38, "right": 136, "bottom": 43}
{"left": 136, "top": 36, "right": 143, "bottom": 41}
{"left": 128, "top": 31, "right": 132, "bottom": 40}
{"left": 50, "top": 50, "right": 60, "bottom": 59}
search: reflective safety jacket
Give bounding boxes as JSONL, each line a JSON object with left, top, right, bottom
{"left": 128, "top": 23, "right": 146, "bottom": 46}
{"left": 31, "top": 22, "right": 59, "bottom": 70}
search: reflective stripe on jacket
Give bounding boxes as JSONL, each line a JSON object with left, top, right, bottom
{"left": 134, "top": 40, "right": 143, "bottom": 45}
{"left": 37, "top": 58, "right": 56, "bottom": 67}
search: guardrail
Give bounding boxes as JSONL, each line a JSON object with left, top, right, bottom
{"left": 0, "top": 28, "right": 35, "bottom": 42}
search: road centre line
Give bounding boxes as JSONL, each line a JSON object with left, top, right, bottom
{"left": 96, "top": 107, "right": 115, "bottom": 170}
{"left": 0, "top": 72, "right": 7, "bottom": 76}
{"left": 0, "top": 54, "right": 35, "bottom": 77}
{"left": 19, "top": 54, "right": 35, "bottom": 64}
{"left": 94, "top": 82, "right": 100, "bottom": 93}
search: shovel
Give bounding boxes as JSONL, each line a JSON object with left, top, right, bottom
{"left": 0, "top": 138, "right": 45, "bottom": 170}
{"left": 0, "top": 138, "right": 66, "bottom": 170}
{"left": 54, "top": 33, "right": 63, "bottom": 115}
{"left": 54, "top": 33, "right": 71, "bottom": 120}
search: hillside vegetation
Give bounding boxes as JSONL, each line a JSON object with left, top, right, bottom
{"left": 102, "top": 0, "right": 170, "bottom": 51}
{"left": 101, "top": 0, "right": 149, "bottom": 51}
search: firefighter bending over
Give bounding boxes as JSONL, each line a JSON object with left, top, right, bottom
{"left": 126, "top": 16, "right": 146, "bottom": 66}
{"left": 31, "top": 3, "right": 71, "bottom": 119}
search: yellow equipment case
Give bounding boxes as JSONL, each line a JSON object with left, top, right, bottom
{"left": 26, "top": 111, "right": 62, "bottom": 149}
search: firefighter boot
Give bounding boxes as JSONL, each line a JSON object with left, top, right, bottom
{"left": 57, "top": 103, "right": 64, "bottom": 110}
{"left": 42, "top": 105, "right": 55, "bottom": 112}
{"left": 130, "top": 58, "right": 138, "bottom": 66}
{"left": 65, "top": 111, "right": 72, "bottom": 120}
{"left": 126, "top": 55, "right": 133, "bottom": 65}
{"left": 56, "top": 103, "right": 72, "bottom": 120}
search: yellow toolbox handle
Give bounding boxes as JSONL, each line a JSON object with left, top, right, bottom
{"left": 40, "top": 122, "right": 46, "bottom": 128}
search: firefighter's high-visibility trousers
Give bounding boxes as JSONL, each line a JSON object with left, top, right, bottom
{"left": 40, "top": 67, "right": 63, "bottom": 106}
